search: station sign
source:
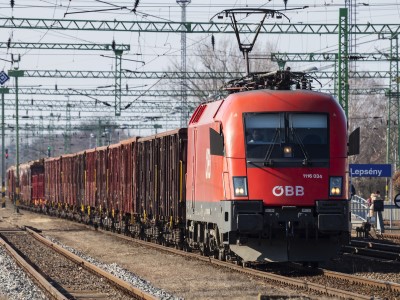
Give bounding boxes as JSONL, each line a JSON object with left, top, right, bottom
{"left": 0, "top": 71, "right": 9, "bottom": 85}
{"left": 349, "top": 164, "right": 392, "bottom": 178}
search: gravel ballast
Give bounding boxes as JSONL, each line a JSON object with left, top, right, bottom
{"left": 0, "top": 240, "right": 49, "bottom": 300}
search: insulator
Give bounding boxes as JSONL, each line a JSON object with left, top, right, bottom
{"left": 283, "top": 0, "right": 288, "bottom": 9}
{"left": 301, "top": 79, "right": 307, "bottom": 89}
{"left": 7, "top": 38, "right": 11, "bottom": 48}
{"left": 133, "top": 0, "right": 140, "bottom": 12}
{"left": 10, "top": 0, "right": 14, "bottom": 9}
{"left": 211, "top": 35, "right": 215, "bottom": 51}
{"left": 111, "top": 39, "right": 116, "bottom": 51}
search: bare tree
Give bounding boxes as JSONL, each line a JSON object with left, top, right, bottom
{"left": 166, "top": 37, "right": 277, "bottom": 105}
{"left": 348, "top": 76, "right": 387, "bottom": 197}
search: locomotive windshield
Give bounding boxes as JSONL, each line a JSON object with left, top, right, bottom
{"left": 245, "top": 112, "right": 328, "bottom": 167}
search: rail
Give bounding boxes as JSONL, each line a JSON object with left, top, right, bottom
{"left": 25, "top": 227, "right": 157, "bottom": 300}
{"left": 0, "top": 231, "right": 67, "bottom": 300}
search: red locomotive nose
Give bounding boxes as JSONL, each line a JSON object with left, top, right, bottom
{"left": 247, "top": 168, "right": 329, "bottom": 206}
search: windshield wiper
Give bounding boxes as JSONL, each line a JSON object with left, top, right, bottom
{"left": 263, "top": 128, "right": 280, "bottom": 166}
{"left": 290, "top": 127, "right": 311, "bottom": 166}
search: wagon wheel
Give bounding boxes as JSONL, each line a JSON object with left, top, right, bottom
{"left": 200, "top": 242, "right": 210, "bottom": 256}
{"left": 218, "top": 248, "right": 226, "bottom": 261}
{"left": 182, "top": 242, "right": 192, "bottom": 252}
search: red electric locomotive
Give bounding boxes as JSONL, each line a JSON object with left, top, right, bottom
{"left": 185, "top": 72, "right": 350, "bottom": 263}
{"left": 7, "top": 71, "right": 352, "bottom": 266}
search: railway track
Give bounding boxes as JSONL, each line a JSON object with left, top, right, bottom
{"left": 382, "top": 233, "right": 400, "bottom": 242}
{"left": 3, "top": 206, "right": 400, "bottom": 299}
{"left": 94, "top": 226, "right": 400, "bottom": 299}
{"left": 343, "top": 239, "right": 400, "bottom": 261}
{"left": 0, "top": 227, "right": 156, "bottom": 300}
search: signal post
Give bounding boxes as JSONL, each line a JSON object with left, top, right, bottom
{"left": 8, "top": 66, "right": 24, "bottom": 213}
{"left": 0, "top": 85, "right": 9, "bottom": 208}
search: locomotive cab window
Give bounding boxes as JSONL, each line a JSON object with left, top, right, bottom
{"left": 245, "top": 112, "right": 329, "bottom": 167}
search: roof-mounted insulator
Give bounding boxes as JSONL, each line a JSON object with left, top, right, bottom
{"left": 222, "top": 68, "right": 321, "bottom": 94}
{"left": 133, "top": 0, "right": 140, "bottom": 12}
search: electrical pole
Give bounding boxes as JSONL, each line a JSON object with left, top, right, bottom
{"left": 0, "top": 86, "right": 9, "bottom": 208}
{"left": 177, "top": 0, "right": 190, "bottom": 127}
{"left": 387, "top": 34, "right": 400, "bottom": 169}
{"left": 8, "top": 57, "right": 24, "bottom": 213}
{"left": 64, "top": 101, "right": 72, "bottom": 154}
{"left": 114, "top": 49, "right": 123, "bottom": 117}
{"left": 338, "top": 8, "right": 349, "bottom": 118}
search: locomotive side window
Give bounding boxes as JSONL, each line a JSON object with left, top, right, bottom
{"left": 244, "top": 113, "right": 329, "bottom": 167}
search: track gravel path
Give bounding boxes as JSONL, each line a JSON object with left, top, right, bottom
{"left": 0, "top": 202, "right": 310, "bottom": 300}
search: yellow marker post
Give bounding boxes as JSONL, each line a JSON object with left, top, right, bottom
{"left": 179, "top": 161, "right": 183, "bottom": 202}
{"left": 1, "top": 185, "right": 5, "bottom": 208}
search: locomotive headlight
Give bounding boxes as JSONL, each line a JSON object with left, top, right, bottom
{"left": 233, "top": 176, "right": 248, "bottom": 197}
{"left": 283, "top": 146, "right": 292, "bottom": 157}
{"left": 329, "top": 176, "right": 343, "bottom": 196}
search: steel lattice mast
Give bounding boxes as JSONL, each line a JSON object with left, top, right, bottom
{"left": 177, "top": 0, "right": 190, "bottom": 127}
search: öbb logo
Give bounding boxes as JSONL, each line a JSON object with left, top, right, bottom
{"left": 272, "top": 186, "right": 304, "bottom": 196}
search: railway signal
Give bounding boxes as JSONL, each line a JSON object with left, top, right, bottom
{"left": 395, "top": 194, "right": 400, "bottom": 209}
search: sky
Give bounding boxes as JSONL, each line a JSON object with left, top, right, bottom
{"left": 0, "top": 0, "right": 400, "bottom": 145}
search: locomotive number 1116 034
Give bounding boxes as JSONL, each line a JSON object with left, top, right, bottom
{"left": 303, "top": 174, "right": 323, "bottom": 179}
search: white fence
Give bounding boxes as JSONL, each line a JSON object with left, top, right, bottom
{"left": 351, "top": 195, "right": 400, "bottom": 228}
{"left": 351, "top": 195, "right": 370, "bottom": 222}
